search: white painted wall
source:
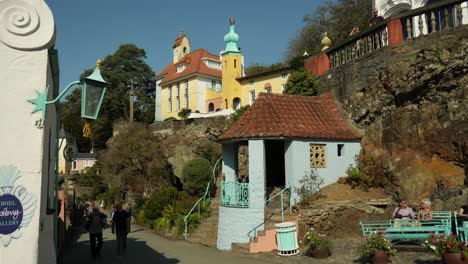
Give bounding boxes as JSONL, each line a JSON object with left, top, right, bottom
{"left": 285, "top": 139, "right": 361, "bottom": 205}
{"left": 155, "top": 79, "right": 162, "bottom": 121}
{"left": 217, "top": 140, "right": 266, "bottom": 250}
{"left": 0, "top": 0, "right": 56, "bottom": 263}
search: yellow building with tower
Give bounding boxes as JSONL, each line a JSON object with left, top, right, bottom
{"left": 154, "top": 34, "right": 223, "bottom": 121}
{"left": 154, "top": 20, "right": 290, "bottom": 121}
{"left": 220, "top": 18, "right": 290, "bottom": 109}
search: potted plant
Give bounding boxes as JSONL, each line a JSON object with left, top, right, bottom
{"left": 424, "top": 234, "right": 465, "bottom": 264}
{"left": 357, "top": 232, "right": 396, "bottom": 264}
{"left": 300, "top": 227, "right": 332, "bottom": 258}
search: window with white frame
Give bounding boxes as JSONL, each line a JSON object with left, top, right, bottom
{"left": 249, "top": 90, "right": 256, "bottom": 105}
{"left": 84, "top": 160, "right": 92, "bottom": 167}
{"left": 176, "top": 83, "right": 181, "bottom": 111}
{"left": 72, "top": 161, "right": 77, "bottom": 170}
{"left": 281, "top": 73, "right": 288, "bottom": 79}
{"left": 249, "top": 80, "right": 255, "bottom": 86}
{"left": 168, "top": 86, "right": 172, "bottom": 112}
{"left": 184, "top": 81, "right": 189, "bottom": 108}
{"left": 211, "top": 80, "right": 216, "bottom": 90}
{"left": 310, "top": 144, "right": 326, "bottom": 168}
{"left": 281, "top": 84, "right": 286, "bottom": 93}
{"left": 265, "top": 88, "right": 272, "bottom": 93}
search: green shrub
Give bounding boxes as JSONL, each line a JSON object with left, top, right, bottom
{"left": 144, "top": 187, "right": 178, "bottom": 220}
{"left": 181, "top": 158, "right": 212, "bottom": 196}
{"left": 178, "top": 108, "right": 192, "bottom": 120}
{"left": 346, "top": 152, "right": 397, "bottom": 191}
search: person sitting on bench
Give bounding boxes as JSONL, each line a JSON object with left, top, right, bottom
{"left": 417, "top": 198, "right": 433, "bottom": 221}
{"left": 392, "top": 199, "right": 415, "bottom": 226}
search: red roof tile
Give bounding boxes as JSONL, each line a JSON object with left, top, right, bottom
{"left": 155, "top": 49, "right": 221, "bottom": 85}
{"left": 218, "top": 92, "right": 361, "bottom": 141}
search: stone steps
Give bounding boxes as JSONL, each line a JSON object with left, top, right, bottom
{"left": 186, "top": 174, "right": 222, "bottom": 248}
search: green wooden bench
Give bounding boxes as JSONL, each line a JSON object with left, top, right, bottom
{"left": 359, "top": 211, "right": 452, "bottom": 244}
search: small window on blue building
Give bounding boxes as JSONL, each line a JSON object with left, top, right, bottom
{"left": 337, "top": 144, "right": 344, "bottom": 157}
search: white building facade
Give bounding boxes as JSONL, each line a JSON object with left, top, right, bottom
{"left": 0, "top": 0, "right": 58, "bottom": 263}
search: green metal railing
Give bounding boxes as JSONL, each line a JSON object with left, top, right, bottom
{"left": 220, "top": 182, "right": 250, "bottom": 208}
{"left": 183, "top": 156, "right": 222, "bottom": 239}
{"left": 247, "top": 185, "right": 291, "bottom": 242}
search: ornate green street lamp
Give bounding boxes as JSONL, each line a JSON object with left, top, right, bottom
{"left": 28, "top": 59, "right": 107, "bottom": 120}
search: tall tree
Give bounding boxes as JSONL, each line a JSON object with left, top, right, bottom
{"left": 60, "top": 44, "right": 155, "bottom": 150}
{"left": 100, "top": 123, "right": 176, "bottom": 199}
{"left": 285, "top": 0, "right": 372, "bottom": 61}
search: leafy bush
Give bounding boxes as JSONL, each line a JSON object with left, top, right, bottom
{"left": 300, "top": 227, "right": 333, "bottom": 251}
{"left": 346, "top": 152, "right": 397, "bottom": 191}
{"left": 424, "top": 234, "right": 466, "bottom": 257}
{"left": 178, "top": 108, "right": 192, "bottom": 120}
{"left": 284, "top": 70, "right": 320, "bottom": 96}
{"left": 229, "top": 105, "right": 249, "bottom": 125}
{"left": 181, "top": 158, "right": 212, "bottom": 196}
{"left": 144, "top": 187, "right": 179, "bottom": 220}
{"left": 357, "top": 233, "right": 396, "bottom": 257}
{"left": 295, "top": 170, "right": 324, "bottom": 204}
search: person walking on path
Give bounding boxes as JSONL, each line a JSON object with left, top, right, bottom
{"left": 112, "top": 203, "right": 130, "bottom": 256}
{"left": 86, "top": 207, "right": 107, "bottom": 258}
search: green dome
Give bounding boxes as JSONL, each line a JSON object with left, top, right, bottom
{"left": 223, "top": 18, "right": 240, "bottom": 53}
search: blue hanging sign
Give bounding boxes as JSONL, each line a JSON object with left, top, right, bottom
{"left": 0, "top": 194, "right": 23, "bottom": 235}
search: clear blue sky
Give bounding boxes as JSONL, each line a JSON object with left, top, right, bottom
{"left": 46, "top": 0, "right": 326, "bottom": 90}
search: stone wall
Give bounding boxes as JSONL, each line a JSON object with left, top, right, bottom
{"left": 318, "top": 25, "right": 468, "bottom": 203}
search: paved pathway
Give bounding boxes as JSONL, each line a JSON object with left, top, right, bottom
{"left": 61, "top": 224, "right": 271, "bottom": 264}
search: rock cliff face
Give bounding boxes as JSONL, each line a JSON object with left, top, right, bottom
{"left": 149, "top": 118, "right": 226, "bottom": 178}
{"left": 319, "top": 26, "right": 468, "bottom": 204}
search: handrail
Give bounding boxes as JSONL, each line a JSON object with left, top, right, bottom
{"left": 183, "top": 156, "right": 222, "bottom": 238}
{"left": 247, "top": 185, "right": 291, "bottom": 242}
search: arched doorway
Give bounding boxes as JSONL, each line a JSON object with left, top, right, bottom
{"left": 208, "top": 103, "right": 214, "bottom": 112}
{"left": 233, "top": 98, "right": 241, "bottom": 110}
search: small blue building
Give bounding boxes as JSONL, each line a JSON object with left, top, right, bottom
{"left": 216, "top": 92, "right": 361, "bottom": 250}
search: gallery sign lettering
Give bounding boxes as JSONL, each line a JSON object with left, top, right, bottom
{"left": 0, "top": 194, "right": 23, "bottom": 235}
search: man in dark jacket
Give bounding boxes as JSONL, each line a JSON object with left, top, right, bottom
{"left": 87, "top": 207, "right": 107, "bottom": 258}
{"left": 112, "top": 204, "right": 130, "bottom": 256}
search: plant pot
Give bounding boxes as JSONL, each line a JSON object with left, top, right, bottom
{"left": 441, "top": 252, "right": 462, "bottom": 264}
{"left": 369, "top": 250, "right": 390, "bottom": 264}
{"left": 305, "top": 246, "right": 331, "bottom": 258}
{"left": 461, "top": 256, "right": 468, "bottom": 264}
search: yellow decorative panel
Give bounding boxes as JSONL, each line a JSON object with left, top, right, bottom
{"left": 310, "top": 144, "right": 326, "bottom": 168}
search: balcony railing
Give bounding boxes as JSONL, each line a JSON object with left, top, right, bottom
{"left": 307, "top": 0, "right": 467, "bottom": 74}
{"left": 221, "top": 181, "right": 249, "bottom": 208}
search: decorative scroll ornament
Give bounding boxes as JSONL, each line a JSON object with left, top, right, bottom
{"left": 0, "top": 165, "right": 37, "bottom": 247}
{"left": 0, "top": 0, "right": 55, "bottom": 50}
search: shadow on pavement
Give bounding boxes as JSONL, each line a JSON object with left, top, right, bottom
{"left": 61, "top": 236, "right": 179, "bottom": 264}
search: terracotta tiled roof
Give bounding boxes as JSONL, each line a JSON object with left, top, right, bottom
{"left": 173, "top": 33, "right": 186, "bottom": 48}
{"left": 155, "top": 49, "right": 221, "bottom": 85}
{"left": 218, "top": 92, "right": 361, "bottom": 141}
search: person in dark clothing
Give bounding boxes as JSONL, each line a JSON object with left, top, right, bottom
{"left": 112, "top": 204, "right": 130, "bottom": 256}
{"left": 86, "top": 207, "right": 107, "bottom": 258}
{"left": 369, "top": 9, "right": 384, "bottom": 27}
{"left": 458, "top": 205, "right": 468, "bottom": 221}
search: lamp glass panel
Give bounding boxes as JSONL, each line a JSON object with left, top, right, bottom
{"left": 84, "top": 83, "right": 104, "bottom": 117}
